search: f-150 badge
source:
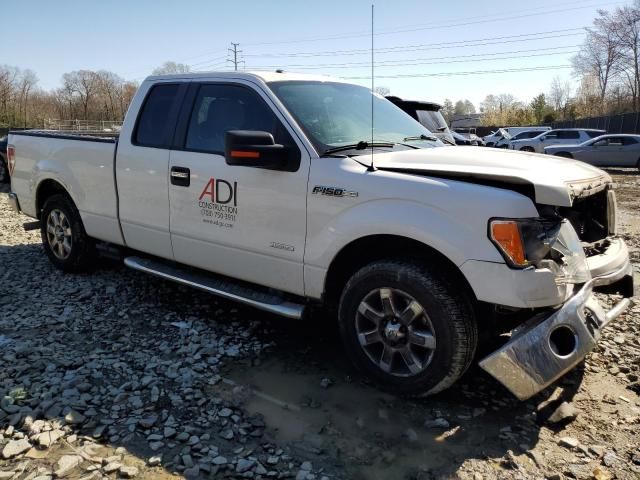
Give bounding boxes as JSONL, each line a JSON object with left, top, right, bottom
{"left": 312, "top": 186, "right": 358, "bottom": 198}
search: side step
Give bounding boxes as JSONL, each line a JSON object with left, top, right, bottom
{"left": 123, "top": 256, "right": 305, "bottom": 319}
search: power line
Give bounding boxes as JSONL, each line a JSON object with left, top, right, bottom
{"left": 242, "top": 1, "right": 620, "bottom": 47}
{"left": 249, "top": 45, "right": 580, "bottom": 70}
{"left": 242, "top": 29, "right": 586, "bottom": 59}
{"left": 343, "top": 65, "right": 572, "bottom": 80}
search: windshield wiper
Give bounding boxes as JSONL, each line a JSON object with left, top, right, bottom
{"left": 403, "top": 134, "right": 439, "bottom": 142}
{"left": 322, "top": 140, "right": 395, "bottom": 156}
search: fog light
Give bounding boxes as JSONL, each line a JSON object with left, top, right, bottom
{"left": 548, "top": 325, "right": 578, "bottom": 357}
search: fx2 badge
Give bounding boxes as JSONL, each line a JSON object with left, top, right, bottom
{"left": 312, "top": 185, "right": 358, "bottom": 198}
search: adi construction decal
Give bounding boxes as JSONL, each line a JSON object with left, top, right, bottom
{"left": 198, "top": 178, "right": 238, "bottom": 228}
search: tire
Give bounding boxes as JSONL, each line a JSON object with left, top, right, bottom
{"left": 486, "top": 142, "right": 494, "bottom": 148}
{"left": 520, "top": 146, "right": 535, "bottom": 152}
{"left": 40, "top": 194, "right": 96, "bottom": 272}
{"left": 0, "top": 155, "right": 8, "bottom": 184}
{"left": 554, "top": 152, "right": 573, "bottom": 159}
{"left": 338, "top": 259, "right": 478, "bottom": 396}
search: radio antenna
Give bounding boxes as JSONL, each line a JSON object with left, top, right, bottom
{"left": 369, "top": 3, "right": 375, "bottom": 172}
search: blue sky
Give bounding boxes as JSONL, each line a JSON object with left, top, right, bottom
{"left": 5, "top": 0, "right": 624, "bottom": 108}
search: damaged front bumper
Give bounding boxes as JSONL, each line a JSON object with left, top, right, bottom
{"left": 479, "top": 238, "right": 635, "bottom": 400}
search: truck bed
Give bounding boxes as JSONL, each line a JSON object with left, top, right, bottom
{"left": 9, "top": 130, "right": 124, "bottom": 245}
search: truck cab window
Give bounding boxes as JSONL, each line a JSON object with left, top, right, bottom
{"left": 134, "top": 84, "right": 180, "bottom": 147}
{"left": 185, "top": 84, "right": 293, "bottom": 154}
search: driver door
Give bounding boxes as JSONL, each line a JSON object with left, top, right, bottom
{"left": 168, "top": 82, "right": 310, "bottom": 295}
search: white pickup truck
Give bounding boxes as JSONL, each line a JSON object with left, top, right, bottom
{"left": 7, "top": 72, "right": 635, "bottom": 400}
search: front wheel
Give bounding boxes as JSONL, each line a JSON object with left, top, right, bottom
{"left": 40, "top": 194, "right": 96, "bottom": 272}
{"left": 338, "top": 259, "right": 478, "bottom": 396}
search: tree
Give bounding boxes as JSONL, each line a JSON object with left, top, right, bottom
{"left": 62, "top": 70, "right": 100, "bottom": 119}
{"left": 374, "top": 86, "right": 390, "bottom": 96}
{"left": 441, "top": 98, "right": 454, "bottom": 123}
{"left": 530, "top": 93, "right": 547, "bottom": 124}
{"left": 548, "top": 76, "right": 572, "bottom": 116}
{"left": 454, "top": 99, "right": 475, "bottom": 116}
{"left": 152, "top": 61, "right": 191, "bottom": 75}
{"left": 463, "top": 99, "right": 476, "bottom": 114}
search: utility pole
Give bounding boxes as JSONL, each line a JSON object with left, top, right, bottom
{"left": 227, "top": 43, "right": 244, "bottom": 71}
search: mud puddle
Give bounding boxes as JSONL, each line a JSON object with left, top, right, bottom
{"left": 221, "top": 322, "right": 540, "bottom": 479}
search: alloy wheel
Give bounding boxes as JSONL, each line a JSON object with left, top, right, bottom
{"left": 46, "top": 209, "right": 73, "bottom": 259}
{"left": 355, "top": 287, "right": 437, "bottom": 377}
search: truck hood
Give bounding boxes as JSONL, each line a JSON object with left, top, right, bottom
{"left": 361, "top": 146, "right": 610, "bottom": 207}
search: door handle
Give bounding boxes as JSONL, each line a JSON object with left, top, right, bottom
{"left": 170, "top": 167, "right": 190, "bottom": 187}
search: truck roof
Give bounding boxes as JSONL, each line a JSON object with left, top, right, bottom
{"left": 145, "top": 70, "right": 352, "bottom": 85}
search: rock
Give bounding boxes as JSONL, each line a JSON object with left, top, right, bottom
{"left": 182, "top": 454, "right": 194, "bottom": 468}
{"left": 55, "top": 454, "right": 83, "bottom": 478}
{"left": 547, "top": 402, "right": 580, "bottom": 424}
{"left": 183, "top": 466, "right": 200, "bottom": 479}
{"left": 267, "top": 455, "right": 279, "bottom": 465}
{"left": 2, "top": 438, "right": 31, "bottom": 459}
{"left": 219, "top": 428, "right": 234, "bottom": 440}
{"left": 148, "top": 455, "right": 162, "bottom": 467}
{"left": 602, "top": 451, "right": 617, "bottom": 467}
{"left": 559, "top": 437, "right": 580, "bottom": 449}
{"left": 218, "top": 407, "right": 233, "bottom": 417}
{"left": 300, "top": 461, "right": 313, "bottom": 471}
{"left": 404, "top": 428, "right": 418, "bottom": 442}
{"left": 163, "top": 427, "right": 176, "bottom": 438}
{"left": 103, "top": 461, "right": 122, "bottom": 473}
{"left": 593, "top": 466, "right": 613, "bottom": 480}
{"left": 149, "top": 441, "right": 165, "bottom": 451}
{"left": 0, "top": 472, "right": 16, "bottom": 480}
{"left": 138, "top": 416, "right": 157, "bottom": 428}
{"left": 236, "top": 458, "right": 256, "bottom": 473}
{"left": 319, "top": 377, "right": 333, "bottom": 388}
{"left": 212, "top": 456, "right": 228, "bottom": 465}
{"left": 64, "top": 409, "right": 86, "bottom": 425}
{"left": 175, "top": 431, "right": 190, "bottom": 442}
{"left": 424, "top": 418, "right": 450, "bottom": 429}
{"left": 34, "top": 429, "right": 65, "bottom": 448}
{"left": 119, "top": 466, "right": 139, "bottom": 478}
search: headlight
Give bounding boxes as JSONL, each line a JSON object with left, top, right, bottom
{"left": 489, "top": 218, "right": 558, "bottom": 268}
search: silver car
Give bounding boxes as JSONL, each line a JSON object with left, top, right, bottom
{"left": 544, "top": 134, "right": 640, "bottom": 170}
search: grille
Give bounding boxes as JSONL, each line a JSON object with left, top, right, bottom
{"left": 558, "top": 189, "right": 609, "bottom": 243}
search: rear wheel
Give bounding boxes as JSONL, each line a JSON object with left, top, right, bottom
{"left": 338, "top": 259, "right": 478, "bottom": 396}
{"left": 40, "top": 194, "right": 96, "bottom": 272}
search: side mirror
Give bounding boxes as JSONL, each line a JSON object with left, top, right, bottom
{"left": 225, "top": 130, "right": 299, "bottom": 171}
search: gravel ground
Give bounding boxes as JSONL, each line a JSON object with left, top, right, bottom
{"left": 1, "top": 171, "right": 639, "bottom": 480}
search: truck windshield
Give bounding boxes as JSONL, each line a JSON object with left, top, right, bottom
{"left": 416, "top": 110, "right": 448, "bottom": 132}
{"left": 268, "top": 81, "right": 438, "bottom": 154}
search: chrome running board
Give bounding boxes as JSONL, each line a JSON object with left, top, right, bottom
{"left": 124, "top": 256, "right": 305, "bottom": 319}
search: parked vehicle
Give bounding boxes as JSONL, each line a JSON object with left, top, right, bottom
{"left": 0, "top": 135, "right": 8, "bottom": 183}
{"left": 510, "top": 129, "right": 605, "bottom": 153}
{"left": 451, "top": 130, "right": 474, "bottom": 145}
{"left": 494, "top": 129, "right": 549, "bottom": 149}
{"left": 7, "top": 72, "right": 633, "bottom": 400}
{"left": 453, "top": 128, "right": 483, "bottom": 146}
{"left": 544, "top": 134, "right": 640, "bottom": 170}
{"left": 385, "top": 96, "right": 455, "bottom": 145}
{"left": 483, "top": 126, "right": 551, "bottom": 147}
